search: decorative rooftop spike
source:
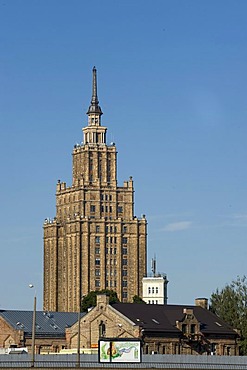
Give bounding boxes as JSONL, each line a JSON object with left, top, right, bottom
{"left": 87, "top": 66, "right": 102, "bottom": 115}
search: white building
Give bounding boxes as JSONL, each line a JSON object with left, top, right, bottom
{"left": 142, "top": 274, "right": 168, "bottom": 304}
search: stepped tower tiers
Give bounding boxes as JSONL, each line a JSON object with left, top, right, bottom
{"left": 43, "top": 67, "right": 147, "bottom": 312}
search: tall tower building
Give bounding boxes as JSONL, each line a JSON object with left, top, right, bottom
{"left": 43, "top": 68, "right": 147, "bottom": 312}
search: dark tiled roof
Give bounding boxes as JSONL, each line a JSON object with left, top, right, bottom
{"left": 0, "top": 310, "right": 85, "bottom": 337}
{"left": 111, "top": 303, "right": 237, "bottom": 337}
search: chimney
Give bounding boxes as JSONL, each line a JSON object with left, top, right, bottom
{"left": 96, "top": 294, "right": 110, "bottom": 307}
{"left": 195, "top": 298, "right": 208, "bottom": 309}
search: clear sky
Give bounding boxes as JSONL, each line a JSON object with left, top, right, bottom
{"left": 1, "top": 0, "right": 247, "bottom": 310}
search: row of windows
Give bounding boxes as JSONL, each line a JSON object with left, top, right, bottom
{"left": 95, "top": 269, "right": 127, "bottom": 276}
{"left": 182, "top": 324, "right": 196, "bottom": 334}
{"left": 90, "top": 205, "right": 123, "bottom": 213}
{"left": 95, "top": 236, "right": 128, "bottom": 244}
{"left": 96, "top": 225, "right": 128, "bottom": 233}
{"left": 95, "top": 258, "right": 127, "bottom": 266}
{"left": 95, "top": 226, "right": 128, "bottom": 233}
{"left": 101, "top": 194, "right": 112, "bottom": 201}
{"left": 95, "top": 280, "right": 128, "bottom": 287}
{"left": 57, "top": 193, "right": 125, "bottom": 205}
{"left": 148, "top": 287, "right": 159, "bottom": 294}
{"left": 96, "top": 269, "right": 125, "bottom": 276}
{"left": 148, "top": 300, "right": 159, "bottom": 304}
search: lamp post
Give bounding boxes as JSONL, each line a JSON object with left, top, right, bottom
{"left": 76, "top": 309, "right": 81, "bottom": 367}
{"left": 29, "top": 284, "right": 36, "bottom": 367}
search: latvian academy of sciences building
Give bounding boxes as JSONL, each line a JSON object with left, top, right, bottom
{"left": 43, "top": 68, "right": 147, "bottom": 312}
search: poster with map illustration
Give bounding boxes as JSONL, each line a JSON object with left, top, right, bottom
{"left": 99, "top": 339, "right": 141, "bottom": 363}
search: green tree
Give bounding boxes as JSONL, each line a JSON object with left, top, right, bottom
{"left": 132, "top": 295, "right": 146, "bottom": 304}
{"left": 210, "top": 276, "right": 247, "bottom": 355}
{"left": 81, "top": 289, "right": 119, "bottom": 312}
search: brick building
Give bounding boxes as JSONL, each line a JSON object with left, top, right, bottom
{"left": 0, "top": 296, "right": 239, "bottom": 356}
{"left": 43, "top": 68, "right": 147, "bottom": 312}
{"left": 67, "top": 295, "right": 240, "bottom": 356}
{"left": 0, "top": 310, "right": 82, "bottom": 354}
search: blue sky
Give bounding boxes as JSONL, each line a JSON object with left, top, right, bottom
{"left": 1, "top": 0, "right": 247, "bottom": 310}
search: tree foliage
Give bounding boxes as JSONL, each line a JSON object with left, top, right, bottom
{"left": 132, "top": 295, "right": 146, "bottom": 304}
{"left": 81, "top": 289, "right": 119, "bottom": 312}
{"left": 210, "top": 276, "right": 247, "bottom": 355}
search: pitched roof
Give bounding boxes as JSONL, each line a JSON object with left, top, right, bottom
{"left": 0, "top": 310, "right": 85, "bottom": 337}
{"left": 111, "top": 303, "right": 237, "bottom": 337}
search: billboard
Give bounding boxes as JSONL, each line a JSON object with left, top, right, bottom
{"left": 99, "top": 338, "right": 141, "bottom": 363}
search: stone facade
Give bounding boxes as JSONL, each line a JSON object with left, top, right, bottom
{"left": 66, "top": 295, "right": 240, "bottom": 356}
{"left": 43, "top": 68, "right": 147, "bottom": 312}
{"left": 66, "top": 295, "right": 141, "bottom": 349}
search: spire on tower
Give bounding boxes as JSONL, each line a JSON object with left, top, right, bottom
{"left": 87, "top": 66, "right": 103, "bottom": 116}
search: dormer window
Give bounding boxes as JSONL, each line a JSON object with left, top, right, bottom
{"left": 182, "top": 324, "right": 187, "bottom": 334}
{"left": 191, "top": 324, "right": 196, "bottom": 334}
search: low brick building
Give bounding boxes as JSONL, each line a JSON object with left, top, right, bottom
{"left": 67, "top": 295, "right": 240, "bottom": 356}
{"left": 0, "top": 296, "right": 240, "bottom": 356}
{"left": 0, "top": 310, "right": 84, "bottom": 354}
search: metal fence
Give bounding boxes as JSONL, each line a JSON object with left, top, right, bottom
{"left": 0, "top": 354, "right": 247, "bottom": 369}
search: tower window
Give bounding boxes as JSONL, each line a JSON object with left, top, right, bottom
{"left": 95, "top": 236, "right": 100, "bottom": 244}
{"left": 118, "top": 206, "right": 123, "bottom": 213}
{"left": 96, "top": 225, "right": 100, "bottom": 233}
{"left": 95, "top": 247, "right": 100, "bottom": 254}
{"left": 122, "top": 237, "right": 128, "bottom": 244}
{"left": 90, "top": 205, "right": 96, "bottom": 213}
{"left": 95, "top": 280, "right": 100, "bottom": 287}
{"left": 95, "top": 258, "right": 100, "bottom": 265}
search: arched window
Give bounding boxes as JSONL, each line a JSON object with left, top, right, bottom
{"left": 99, "top": 321, "right": 106, "bottom": 337}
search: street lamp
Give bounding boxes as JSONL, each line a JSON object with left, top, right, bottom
{"left": 76, "top": 309, "right": 81, "bottom": 367}
{"left": 29, "top": 284, "right": 36, "bottom": 367}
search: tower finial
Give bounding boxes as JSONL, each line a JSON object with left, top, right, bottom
{"left": 87, "top": 66, "right": 102, "bottom": 115}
